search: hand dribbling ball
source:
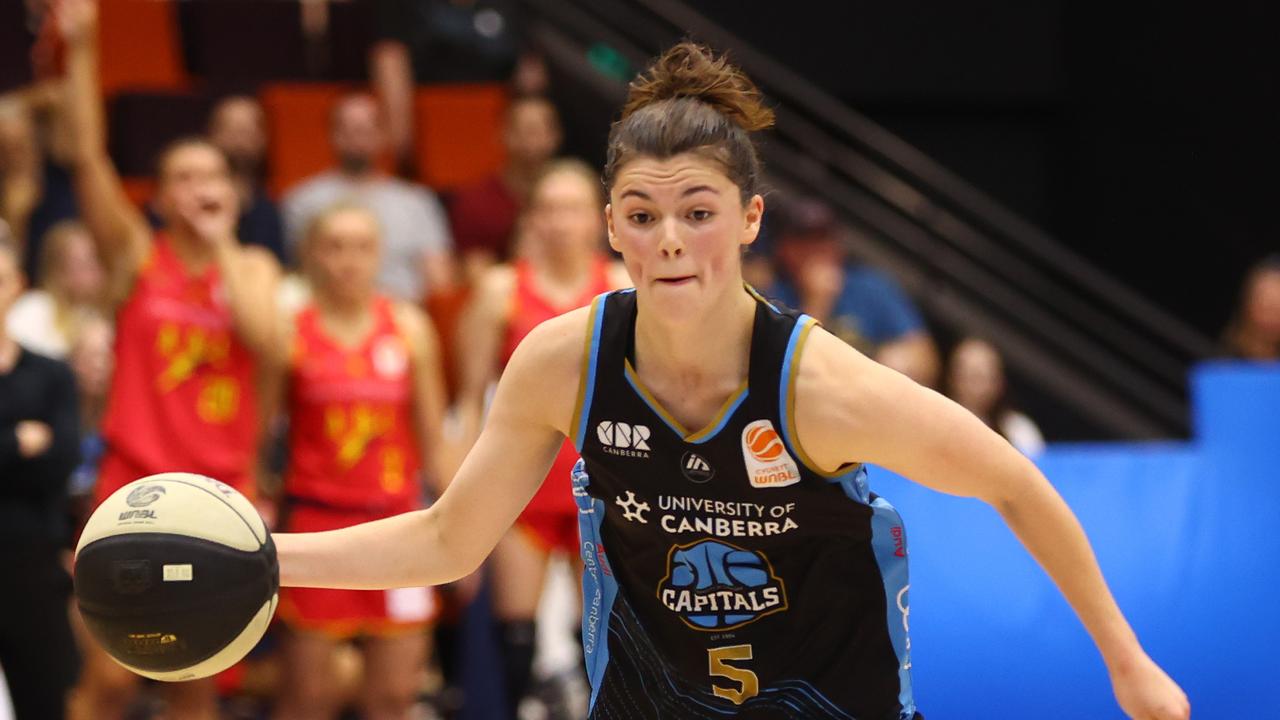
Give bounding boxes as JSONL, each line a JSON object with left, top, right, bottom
{"left": 74, "top": 473, "right": 279, "bottom": 681}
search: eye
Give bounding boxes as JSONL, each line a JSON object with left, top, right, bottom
{"left": 689, "top": 209, "right": 714, "bottom": 222}
{"left": 628, "top": 212, "right": 652, "bottom": 225}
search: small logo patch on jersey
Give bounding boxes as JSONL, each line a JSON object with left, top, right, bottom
{"left": 741, "top": 420, "right": 801, "bottom": 488}
{"left": 615, "top": 491, "right": 650, "bottom": 523}
{"left": 597, "top": 421, "right": 651, "bottom": 458}
{"left": 372, "top": 336, "right": 409, "bottom": 379}
{"left": 680, "top": 452, "right": 714, "bottom": 483}
{"left": 658, "top": 539, "right": 788, "bottom": 631}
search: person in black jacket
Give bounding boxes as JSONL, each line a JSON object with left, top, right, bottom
{"left": 0, "top": 231, "right": 81, "bottom": 720}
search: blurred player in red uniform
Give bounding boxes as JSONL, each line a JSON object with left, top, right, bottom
{"left": 457, "top": 159, "right": 628, "bottom": 714}
{"left": 269, "top": 204, "right": 447, "bottom": 720}
{"left": 57, "top": 1, "right": 280, "bottom": 718}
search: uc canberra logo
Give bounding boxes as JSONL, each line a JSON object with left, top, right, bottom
{"left": 657, "top": 539, "right": 788, "bottom": 631}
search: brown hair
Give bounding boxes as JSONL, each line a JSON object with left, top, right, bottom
{"left": 603, "top": 42, "right": 775, "bottom": 201}
{"left": 154, "top": 135, "right": 228, "bottom": 180}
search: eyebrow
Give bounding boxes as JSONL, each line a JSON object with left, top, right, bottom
{"left": 619, "top": 185, "right": 720, "bottom": 200}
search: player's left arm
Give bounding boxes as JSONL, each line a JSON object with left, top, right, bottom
{"left": 213, "top": 244, "right": 281, "bottom": 359}
{"left": 393, "top": 301, "right": 450, "bottom": 494}
{"left": 792, "top": 327, "right": 1190, "bottom": 720}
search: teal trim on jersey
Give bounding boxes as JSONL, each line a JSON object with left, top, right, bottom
{"left": 573, "top": 293, "right": 610, "bottom": 453}
{"left": 854, "top": 485, "right": 917, "bottom": 717}
{"left": 571, "top": 459, "right": 619, "bottom": 711}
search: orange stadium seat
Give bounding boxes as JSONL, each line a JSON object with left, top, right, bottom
{"left": 414, "top": 84, "right": 507, "bottom": 191}
{"left": 262, "top": 83, "right": 508, "bottom": 198}
{"left": 97, "top": 0, "right": 189, "bottom": 96}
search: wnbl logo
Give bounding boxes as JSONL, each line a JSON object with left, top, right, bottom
{"left": 596, "top": 421, "right": 651, "bottom": 458}
{"left": 658, "top": 540, "right": 787, "bottom": 631}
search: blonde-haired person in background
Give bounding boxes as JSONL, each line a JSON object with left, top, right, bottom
{"left": 268, "top": 42, "right": 1187, "bottom": 720}
{"left": 457, "top": 158, "right": 628, "bottom": 715}
{"left": 5, "top": 220, "right": 105, "bottom": 358}
{"left": 266, "top": 203, "right": 448, "bottom": 720}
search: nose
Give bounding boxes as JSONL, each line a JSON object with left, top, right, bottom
{"left": 657, "top": 218, "right": 684, "bottom": 258}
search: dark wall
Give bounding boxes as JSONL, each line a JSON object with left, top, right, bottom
{"left": 687, "top": 0, "right": 1278, "bottom": 340}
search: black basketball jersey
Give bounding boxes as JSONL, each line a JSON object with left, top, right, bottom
{"left": 569, "top": 288, "right": 918, "bottom": 720}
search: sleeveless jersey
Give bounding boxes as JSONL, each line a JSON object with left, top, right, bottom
{"left": 571, "top": 289, "right": 917, "bottom": 720}
{"left": 504, "top": 257, "right": 612, "bottom": 522}
{"left": 101, "top": 238, "right": 258, "bottom": 489}
{"left": 501, "top": 256, "right": 612, "bottom": 364}
{"left": 285, "top": 297, "right": 421, "bottom": 515}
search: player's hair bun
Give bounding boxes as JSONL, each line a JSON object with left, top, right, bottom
{"left": 622, "top": 42, "right": 775, "bottom": 133}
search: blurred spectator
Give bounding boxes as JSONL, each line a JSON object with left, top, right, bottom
{"left": 66, "top": 313, "right": 111, "bottom": 505}
{"left": 945, "top": 337, "right": 1045, "bottom": 457}
{"left": 457, "top": 159, "right": 626, "bottom": 717}
{"left": 0, "top": 81, "right": 81, "bottom": 284}
{"left": 269, "top": 203, "right": 447, "bottom": 720}
{"left": 206, "top": 95, "right": 287, "bottom": 263}
{"left": 5, "top": 220, "right": 105, "bottom": 358}
{"left": 282, "top": 93, "right": 454, "bottom": 301}
{"left": 768, "top": 198, "right": 940, "bottom": 386}
{"left": 58, "top": 0, "right": 281, "bottom": 714}
{"left": 0, "top": 232, "right": 82, "bottom": 720}
{"left": 448, "top": 95, "right": 562, "bottom": 281}
{"left": 369, "top": 0, "right": 532, "bottom": 172}
{"left": 0, "top": 95, "right": 41, "bottom": 255}
{"left": 1222, "top": 256, "right": 1280, "bottom": 361}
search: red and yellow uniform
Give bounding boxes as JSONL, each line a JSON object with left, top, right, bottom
{"left": 277, "top": 296, "right": 435, "bottom": 636}
{"left": 503, "top": 257, "right": 612, "bottom": 552}
{"left": 96, "top": 238, "right": 259, "bottom": 504}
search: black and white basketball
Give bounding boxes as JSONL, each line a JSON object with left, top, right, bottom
{"left": 74, "top": 473, "right": 278, "bottom": 682}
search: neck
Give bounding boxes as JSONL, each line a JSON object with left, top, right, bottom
{"left": 315, "top": 288, "right": 373, "bottom": 322}
{"left": 540, "top": 245, "right": 593, "bottom": 285}
{"left": 633, "top": 284, "right": 756, "bottom": 386}
{"left": 166, "top": 228, "right": 216, "bottom": 270}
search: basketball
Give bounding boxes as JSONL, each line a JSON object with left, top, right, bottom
{"left": 73, "top": 473, "right": 279, "bottom": 682}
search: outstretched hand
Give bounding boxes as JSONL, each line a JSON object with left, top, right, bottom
{"left": 1112, "top": 653, "right": 1190, "bottom": 720}
{"left": 55, "top": 0, "right": 98, "bottom": 46}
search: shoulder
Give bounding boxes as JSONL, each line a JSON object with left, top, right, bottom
{"left": 476, "top": 264, "right": 518, "bottom": 306}
{"left": 790, "top": 322, "right": 898, "bottom": 470}
{"left": 236, "top": 244, "right": 282, "bottom": 279}
{"left": 389, "top": 299, "right": 436, "bottom": 349}
{"left": 19, "top": 347, "right": 76, "bottom": 386}
{"left": 283, "top": 172, "right": 338, "bottom": 204}
{"left": 497, "top": 303, "right": 596, "bottom": 436}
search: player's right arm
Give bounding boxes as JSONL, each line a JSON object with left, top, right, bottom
{"left": 274, "top": 304, "right": 587, "bottom": 590}
{"left": 59, "top": 0, "right": 151, "bottom": 301}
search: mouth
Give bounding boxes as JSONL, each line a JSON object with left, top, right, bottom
{"left": 655, "top": 275, "right": 696, "bottom": 286}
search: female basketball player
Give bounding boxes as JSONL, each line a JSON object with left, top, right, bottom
{"left": 275, "top": 43, "right": 1189, "bottom": 720}
{"left": 269, "top": 204, "right": 447, "bottom": 720}
{"left": 58, "top": 1, "right": 279, "bottom": 718}
{"left": 457, "top": 159, "right": 628, "bottom": 713}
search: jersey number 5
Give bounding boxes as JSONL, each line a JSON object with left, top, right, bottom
{"left": 708, "top": 644, "right": 758, "bottom": 705}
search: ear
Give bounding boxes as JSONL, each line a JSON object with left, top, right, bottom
{"left": 605, "top": 203, "right": 622, "bottom": 254}
{"left": 741, "top": 194, "right": 765, "bottom": 247}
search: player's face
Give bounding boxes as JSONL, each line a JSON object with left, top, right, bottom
{"left": 607, "top": 153, "right": 762, "bottom": 311}
{"left": 308, "top": 209, "right": 381, "bottom": 303}
{"left": 0, "top": 247, "right": 24, "bottom": 319}
{"left": 156, "top": 144, "right": 239, "bottom": 232}
{"left": 528, "top": 170, "right": 602, "bottom": 260}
